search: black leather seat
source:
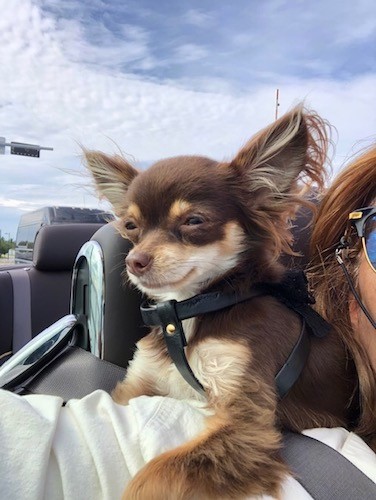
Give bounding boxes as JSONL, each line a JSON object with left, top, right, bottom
{"left": 0, "top": 223, "right": 105, "bottom": 364}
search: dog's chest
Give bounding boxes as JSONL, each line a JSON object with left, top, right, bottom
{"left": 133, "top": 317, "right": 251, "bottom": 402}
{"left": 157, "top": 317, "right": 201, "bottom": 400}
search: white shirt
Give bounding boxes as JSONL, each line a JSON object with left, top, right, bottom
{"left": 0, "top": 389, "right": 375, "bottom": 499}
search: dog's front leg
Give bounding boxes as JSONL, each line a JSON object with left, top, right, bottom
{"left": 122, "top": 381, "right": 288, "bottom": 500}
{"left": 112, "top": 331, "right": 170, "bottom": 405}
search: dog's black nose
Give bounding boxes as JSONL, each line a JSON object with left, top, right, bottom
{"left": 126, "top": 251, "right": 153, "bottom": 276}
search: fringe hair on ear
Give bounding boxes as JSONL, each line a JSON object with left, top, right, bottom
{"left": 82, "top": 149, "right": 139, "bottom": 216}
{"left": 229, "top": 104, "right": 332, "bottom": 261}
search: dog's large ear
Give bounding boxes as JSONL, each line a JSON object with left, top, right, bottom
{"left": 229, "top": 104, "right": 328, "bottom": 198}
{"left": 226, "top": 104, "right": 329, "bottom": 259}
{"left": 83, "top": 150, "right": 139, "bottom": 214}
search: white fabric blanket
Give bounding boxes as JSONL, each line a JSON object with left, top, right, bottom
{"left": 0, "top": 389, "right": 375, "bottom": 500}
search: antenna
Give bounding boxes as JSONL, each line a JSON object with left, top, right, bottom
{"left": 275, "top": 89, "right": 280, "bottom": 120}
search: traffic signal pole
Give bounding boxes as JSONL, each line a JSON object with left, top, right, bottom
{"left": 0, "top": 137, "right": 53, "bottom": 157}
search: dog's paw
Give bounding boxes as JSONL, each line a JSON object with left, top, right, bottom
{"left": 111, "top": 381, "right": 131, "bottom": 405}
{"left": 122, "top": 454, "right": 210, "bottom": 500}
{"left": 122, "top": 424, "right": 287, "bottom": 499}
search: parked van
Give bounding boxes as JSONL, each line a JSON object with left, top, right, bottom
{"left": 15, "top": 206, "right": 114, "bottom": 264}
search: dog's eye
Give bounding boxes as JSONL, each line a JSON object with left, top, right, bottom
{"left": 125, "top": 221, "right": 138, "bottom": 230}
{"left": 183, "top": 216, "right": 205, "bottom": 226}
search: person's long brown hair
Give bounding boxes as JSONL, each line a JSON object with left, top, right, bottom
{"left": 309, "top": 145, "right": 376, "bottom": 442}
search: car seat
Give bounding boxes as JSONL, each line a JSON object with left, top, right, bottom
{"left": 0, "top": 223, "right": 105, "bottom": 365}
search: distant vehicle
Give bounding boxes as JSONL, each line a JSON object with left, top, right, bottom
{"left": 15, "top": 206, "right": 114, "bottom": 264}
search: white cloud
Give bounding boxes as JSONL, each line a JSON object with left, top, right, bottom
{"left": 173, "top": 43, "right": 209, "bottom": 63}
{"left": 182, "top": 9, "right": 215, "bottom": 27}
{"left": 335, "top": 18, "right": 376, "bottom": 45}
{"left": 0, "top": 197, "right": 37, "bottom": 210}
{"left": 0, "top": 0, "right": 376, "bottom": 239}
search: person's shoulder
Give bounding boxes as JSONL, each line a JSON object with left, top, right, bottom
{"left": 341, "top": 430, "right": 376, "bottom": 483}
{"left": 304, "top": 427, "right": 376, "bottom": 483}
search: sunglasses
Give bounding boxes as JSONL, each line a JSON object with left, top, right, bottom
{"left": 349, "top": 207, "right": 376, "bottom": 273}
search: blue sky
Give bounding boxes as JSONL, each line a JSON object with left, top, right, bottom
{"left": 1, "top": 0, "right": 376, "bottom": 238}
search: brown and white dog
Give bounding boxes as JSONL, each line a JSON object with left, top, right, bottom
{"left": 84, "top": 106, "right": 356, "bottom": 499}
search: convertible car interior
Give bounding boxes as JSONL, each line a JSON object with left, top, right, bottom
{"left": 0, "top": 203, "right": 312, "bottom": 391}
{"left": 1, "top": 207, "right": 376, "bottom": 499}
{"left": 0, "top": 222, "right": 105, "bottom": 365}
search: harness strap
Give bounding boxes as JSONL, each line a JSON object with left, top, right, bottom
{"left": 255, "top": 271, "right": 331, "bottom": 338}
{"left": 142, "top": 288, "right": 265, "bottom": 326}
{"left": 155, "top": 299, "right": 206, "bottom": 395}
{"left": 142, "top": 288, "right": 265, "bottom": 395}
{"left": 276, "top": 319, "right": 309, "bottom": 399}
{"left": 141, "top": 273, "right": 323, "bottom": 398}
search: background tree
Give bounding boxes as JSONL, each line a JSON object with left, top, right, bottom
{"left": 0, "top": 237, "right": 15, "bottom": 256}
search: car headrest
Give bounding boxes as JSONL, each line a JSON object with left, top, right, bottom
{"left": 90, "top": 223, "right": 146, "bottom": 367}
{"left": 33, "top": 223, "right": 106, "bottom": 271}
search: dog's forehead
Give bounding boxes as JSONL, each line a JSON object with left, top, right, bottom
{"left": 126, "top": 155, "right": 230, "bottom": 220}
{"left": 146, "top": 156, "right": 219, "bottom": 188}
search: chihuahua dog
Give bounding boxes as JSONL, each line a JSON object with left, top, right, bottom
{"left": 84, "top": 106, "right": 356, "bottom": 499}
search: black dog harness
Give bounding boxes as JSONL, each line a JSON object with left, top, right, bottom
{"left": 141, "top": 271, "right": 331, "bottom": 398}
